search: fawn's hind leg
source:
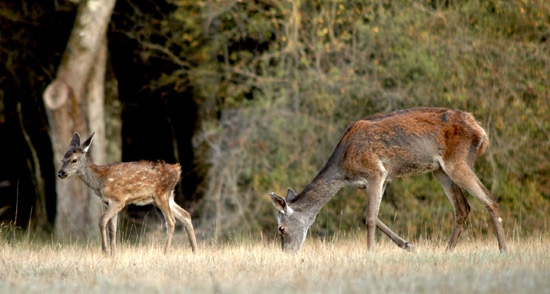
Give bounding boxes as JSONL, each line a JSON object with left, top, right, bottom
{"left": 171, "top": 200, "right": 198, "bottom": 252}
{"left": 156, "top": 195, "right": 176, "bottom": 253}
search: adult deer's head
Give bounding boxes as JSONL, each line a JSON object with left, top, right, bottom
{"left": 57, "top": 132, "right": 94, "bottom": 179}
{"left": 270, "top": 188, "right": 311, "bottom": 252}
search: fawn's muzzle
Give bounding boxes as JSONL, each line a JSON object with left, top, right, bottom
{"left": 58, "top": 170, "right": 67, "bottom": 179}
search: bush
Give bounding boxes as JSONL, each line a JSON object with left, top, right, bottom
{"left": 152, "top": 0, "right": 549, "bottom": 239}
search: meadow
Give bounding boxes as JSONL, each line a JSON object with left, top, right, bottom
{"left": 1, "top": 232, "right": 549, "bottom": 294}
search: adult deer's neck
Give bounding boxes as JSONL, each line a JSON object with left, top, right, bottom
{"left": 292, "top": 168, "right": 345, "bottom": 216}
{"left": 77, "top": 157, "right": 103, "bottom": 194}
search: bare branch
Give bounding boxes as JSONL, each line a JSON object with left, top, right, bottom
{"left": 140, "top": 41, "right": 192, "bottom": 69}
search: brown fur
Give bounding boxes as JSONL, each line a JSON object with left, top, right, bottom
{"left": 271, "top": 107, "right": 506, "bottom": 252}
{"left": 337, "top": 107, "right": 488, "bottom": 179}
{"left": 58, "top": 133, "right": 197, "bottom": 255}
{"left": 91, "top": 161, "right": 181, "bottom": 205}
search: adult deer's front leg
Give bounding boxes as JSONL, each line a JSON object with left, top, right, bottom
{"left": 376, "top": 219, "right": 416, "bottom": 252}
{"left": 365, "top": 177, "right": 385, "bottom": 251}
{"left": 365, "top": 183, "right": 415, "bottom": 251}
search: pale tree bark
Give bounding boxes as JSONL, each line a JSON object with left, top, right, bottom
{"left": 85, "top": 37, "right": 108, "bottom": 235}
{"left": 43, "top": 0, "right": 117, "bottom": 239}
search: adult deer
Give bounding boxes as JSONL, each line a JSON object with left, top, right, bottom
{"left": 270, "top": 107, "right": 507, "bottom": 252}
{"left": 57, "top": 132, "right": 198, "bottom": 255}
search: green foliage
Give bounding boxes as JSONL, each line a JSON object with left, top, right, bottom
{"left": 152, "top": 0, "right": 550, "bottom": 238}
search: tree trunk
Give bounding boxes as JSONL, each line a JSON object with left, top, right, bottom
{"left": 85, "top": 36, "right": 109, "bottom": 236}
{"left": 43, "top": 0, "right": 116, "bottom": 239}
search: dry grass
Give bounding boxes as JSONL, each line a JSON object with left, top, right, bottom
{"left": 1, "top": 233, "right": 549, "bottom": 294}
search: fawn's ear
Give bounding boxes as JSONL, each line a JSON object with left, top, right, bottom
{"left": 80, "top": 132, "right": 95, "bottom": 153}
{"left": 69, "top": 133, "right": 81, "bottom": 148}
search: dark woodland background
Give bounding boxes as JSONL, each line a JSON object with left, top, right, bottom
{"left": 1, "top": 0, "right": 549, "bottom": 242}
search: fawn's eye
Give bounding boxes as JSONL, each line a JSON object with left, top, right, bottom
{"left": 71, "top": 159, "right": 77, "bottom": 163}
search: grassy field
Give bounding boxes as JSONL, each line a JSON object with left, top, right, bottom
{"left": 1, "top": 233, "right": 549, "bottom": 294}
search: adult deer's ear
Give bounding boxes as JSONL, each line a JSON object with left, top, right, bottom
{"left": 80, "top": 132, "right": 95, "bottom": 153}
{"left": 285, "top": 187, "right": 298, "bottom": 202}
{"left": 270, "top": 192, "right": 286, "bottom": 211}
{"left": 69, "top": 133, "right": 81, "bottom": 148}
{"left": 270, "top": 192, "right": 294, "bottom": 215}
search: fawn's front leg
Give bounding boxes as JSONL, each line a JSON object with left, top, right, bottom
{"left": 108, "top": 213, "right": 118, "bottom": 255}
{"left": 99, "top": 201, "right": 124, "bottom": 255}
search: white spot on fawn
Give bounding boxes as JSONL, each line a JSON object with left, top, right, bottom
{"left": 498, "top": 217, "right": 502, "bottom": 223}
{"left": 108, "top": 178, "right": 114, "bottom": 182}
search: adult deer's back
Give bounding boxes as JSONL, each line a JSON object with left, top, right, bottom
{"left": 335, "top": 107, "right": 488, "bottom": 180}
{"left": 270, "top": 107, "right": 506, "bottom": 252}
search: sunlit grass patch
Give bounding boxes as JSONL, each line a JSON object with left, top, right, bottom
{"left": 1, "top": 233, "right": 549, "bottom": 294}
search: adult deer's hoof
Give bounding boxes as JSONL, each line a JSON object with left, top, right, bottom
{"left": 403, "top": 242, "right": 417, "bottom": 253}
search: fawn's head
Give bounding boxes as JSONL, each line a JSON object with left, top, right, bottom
{"left": 270, "top": 188, "right": 312, "bottom": 252}
{"left": 58, "top": 132, "right": 94, "bottom": 179}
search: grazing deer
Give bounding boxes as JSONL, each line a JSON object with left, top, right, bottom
{"left": 57, "top": 132, "right": 198, "bottom": 255}
{"left": 270, "top": 107, "right": 507, "bottom": 252}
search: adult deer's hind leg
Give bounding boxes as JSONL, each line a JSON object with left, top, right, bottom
{"left": 433, "top": 168, "right": 471, "bottom": 250}
{"left": 442, "top": 161, "right": 507, "bottom": 252}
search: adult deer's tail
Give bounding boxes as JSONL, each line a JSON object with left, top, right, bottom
{"left": 463, "top": 111, "right": 490, "bottom": 156}
{"left": 478, "top": 136, "right": 489, "bottom": 156}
